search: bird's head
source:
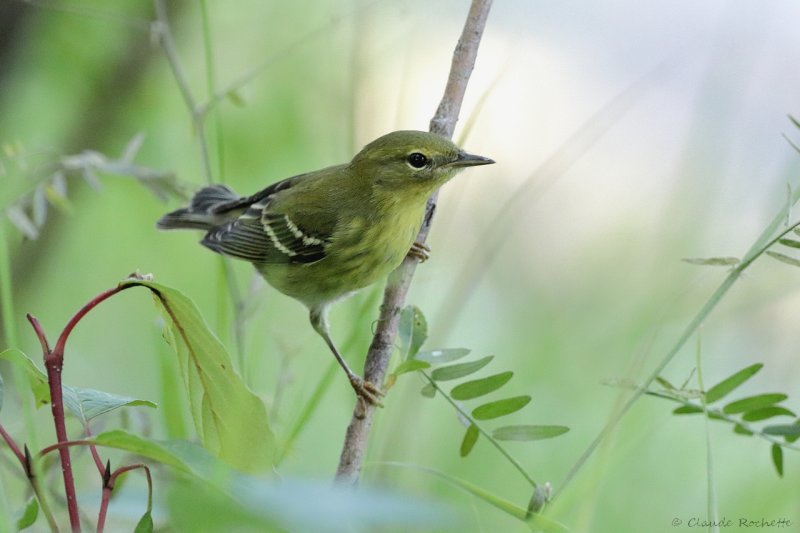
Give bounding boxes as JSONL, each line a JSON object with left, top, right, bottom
{"left": 349, "top": 130, "right": 494, "bottom": 193}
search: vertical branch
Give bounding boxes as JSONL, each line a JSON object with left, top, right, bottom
{"left": 335, "top": 0, "right": 493, "bottom": 483}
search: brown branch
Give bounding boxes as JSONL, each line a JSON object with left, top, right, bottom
{"left": 335, "top": 0, "right": 493, "bottom": 484}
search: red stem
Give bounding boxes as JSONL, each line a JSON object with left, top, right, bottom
{"left": 0, "top": 423, "right": 26, "bottom": 466}
{"left": 38, "top": 439, "right": 94, "bottom": 458}
{"left": 27, "top": 284, "right": 135, "bottom": 533}
{"left": 52, "top": 285, "right": 131, "bottom": 357}
{"left": 97, "top": 464, "right": 152, "bottom": 533}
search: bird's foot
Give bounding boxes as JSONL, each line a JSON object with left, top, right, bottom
{"left": 349, "top": 374, "right": 384, "bottom": 417}
{"left": 408, "top": 241, "right": 431, "bottom": 263}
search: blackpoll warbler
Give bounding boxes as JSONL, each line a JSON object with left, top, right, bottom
{"left": 157, "top": 130, "right": 494, "bottom": 406}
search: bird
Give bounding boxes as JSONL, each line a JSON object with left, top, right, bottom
{"left": 157, "top": 130, "right": 494, "bottom": 407}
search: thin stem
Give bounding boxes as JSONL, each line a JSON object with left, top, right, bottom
{"left": 695, "top": 337, "right": 719, "bottom": 533}
{"left": 200, "top": 0, "right": 225, "bottom": 183}
{"left": 421, "top": 371, "right": 537, "bottom": 488}
{"left": 29, "top": 283, "right": 135, "bottom": 532}
{"left": 335, "top": 0, "right": 493, "bottom": 483}
{"left": 153, "top": 0, "right": 248, "bottom": 374}
{"left": 52, "top": 285, "right": 130, "bottom": 356}
{"left": 643, "top": 390, "right": 800, "bottom": 452}
{"left": 0, "top": 423, "right": 25, "bottom": 465}
{"left": 152, "top": 0, "right": 212, "bottom": 185}
{"left": 97, "top": 463, "right": 153, "bottom": 532}
{"left": 553, "top": 218, "right": 800, "bottom": 501}
{"left": 0, "top": 223, "right": 19, "bottom": 348}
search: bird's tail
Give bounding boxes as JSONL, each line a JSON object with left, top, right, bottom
{"left": 156, "top": 185, "right": 241, "bottom": 230}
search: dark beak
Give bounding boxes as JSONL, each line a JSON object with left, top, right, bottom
{"left": 449, "top": 151, "right": 495, "bottom": 168}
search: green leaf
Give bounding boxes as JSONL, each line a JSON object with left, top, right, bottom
{"left": 15, "top": 497, "right": 38, "bottom": 530}
{"left": 472, "top": 396, "right": 531, "bottom": 420}
{"left": 672, "top": 405, "right": 703, "bottom": 415}
{"left": 91, "top": 430, "right": 226, "bottom": 479}
{"left": 704, "top": 363, "right": 763, "bottom": 403}
{"left": 120, "top": 280, "right": 275, "bottom": 472}
{"left": 32, "top": 184, "right": 48, "bottom": 227}
{"left": 779, "top": 238, "right": 800, "bottom": 249}
{"left": 766, "top": 250, "right": 800, "bottom": 268}
{"left": 460, "top": 424, "right": 479, "bottom": 457}
{"left": 790, "top": 114, "right": 800, "bottom": 130}
{"left": 431, "top": 356, "right": 494, "bottom": 381}
{"left": 0, "top": 349, "right": 50, "bottom": 407}
{"left": 420, "top": 382, "right": 436, "bottom": 398}
{"left": 741, "top": 406, "right": 795, "bottom": 422}
{"left": 134, "top": 510, "right": 154, "bottom": 533}
{"left": 226, "top": 89, "right": 246, "bottom": 107}
{"left": 397, "top": 305, "right": 427, "bottom": 360}
{"left": 655, "top": 376, "right": 675, "bottom": 390}
{"left": 392, "top": 359, "right": 430, "bottom": 376}
{"left": 762, "top": 424, "right": 800, "bottom": 437}
{"left": 451, "top": 372, "right": 513, "bottom": 401}
{"left": 733, "top": 424, "right": 753, "bottom": 436}
{"left": 415, "top": 348, "right": 471, "bottom": 364}
{"left": 771, "top": 444, "right": 784, "bottom": 477}
{"left": 492, "top": 425, "right": 569, "bottom": 441}
{"left": 0, "top": 373, "right": 4, "bottom": 413}
{"left": 378, "top": 463, "right": 569, "bottom": 532}
{"left": 723, "top": 393, "right": 787, "bottom": 414}
{"left": 6, "top": 205, "right": 39, "bottom": 239}
{"left": 681, "top": 257, "right": 739, "bottom": 266}
{"left": 62, "top": 385, "right": 156, "bottom": 424}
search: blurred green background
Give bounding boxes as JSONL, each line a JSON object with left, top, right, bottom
{"left": 1, "top": 0, "right": 799, "bottom": 531}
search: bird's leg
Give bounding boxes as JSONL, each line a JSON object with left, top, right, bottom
{"left": 407, "top": 241, "right": 431, "bottom": 262}
{"left": 310, "top": 308, "right": 384, "bottom": 409}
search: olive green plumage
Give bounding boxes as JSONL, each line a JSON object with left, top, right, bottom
{"left": 157, "top": 130, "right": 494, "bottom": 406}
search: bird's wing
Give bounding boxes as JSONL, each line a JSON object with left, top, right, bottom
{"left": 200, "top": 173, "right": 335, "bottom": 265}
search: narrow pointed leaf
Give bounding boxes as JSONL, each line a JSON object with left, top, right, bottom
{"left": 398, "top": 306, "right": 427, "bottom": 360}
{"left": 790, "top": 114, "right": 800, "bottom": 130}
{"left": 392, "top": 359, "right": 430, "bottom": 376}
{"left": 134, "top": 510, "right": 154, "bottom": 533}
{"left": 723, "top": 393, "right": 787, "bottom": 414}
{"left": 741, "top": 406, "right": 795, "bottom": 422}
{"left": 778, "top": 238, "right": 800, "bottom": 249}
{"left": 6, "top": 205, "right": 38, "bottom": 239}
{"left": 771, "top": 444, "right": 784, "bottom": 477}
{"left": 705, "top": 363, "right": 763, "bottom": 403}
{"left": 673, "top": 405, "right": 703, "bottom": 415}
{"left": 431, "top": 356, "right": 493, "bottom": 381}
{"left": 733, "top": 424, "right": 753, "bottom": 436}
{"left": 655, "top": 376, "right": 675, "bottom": 390}
{"left": 420, "top": 382, "right": 436, "bottom": 398}
{"left": 460, "top": 424, "right": 479, "bottom": 457}
{"left": 0, "top": 349, "right": 50, "bottom": 407}
{"left": 415, "top": 348, "right": 471, "bottom": 364}
{"left": 122, "top": 132, "right": 145, "bottom": 163}
{"left": 766, "top": 251, "right": 800, "bottom": 268}
{"left": 15, "top": 497, "right": 38, "bottom": 530}
{"left": 121, "top": 280, "right": 275, "bottom": 472}
{"left": 472, "top": 396, "right": 531, "bottom": 420}
{"left": 451, "top": 372, "right": 513, "bottom": 400}
{"left": 32, "top": 184, "right": 48, "bottom": 227}
{"left": 492, "top": 425, "right": 569, "bottom": 441}
{"left": 681, "top": 257, "right": 739, "bottom": 266}
{"left": 62, "top": 385, "right": 156, "bottom": 424}
{"left": 762, "top": 424, "right": 800, "bottom": 437}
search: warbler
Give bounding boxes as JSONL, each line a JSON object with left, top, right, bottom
{"left": 157, "top": 130, "right": 494, "bottom": 406}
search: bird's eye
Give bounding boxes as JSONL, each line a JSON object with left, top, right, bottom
{"left": 406, "top": 152, "right": 429, "bottom": 169}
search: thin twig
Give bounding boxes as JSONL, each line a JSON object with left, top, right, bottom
{"left": 552, "top": 217, "right": 800, "bottom": 501}
{"left": 335, "top": 0, "right": 493, "bottom": 484}
{"left": 153, "top": 0, "right": 248, "bottom": 374}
